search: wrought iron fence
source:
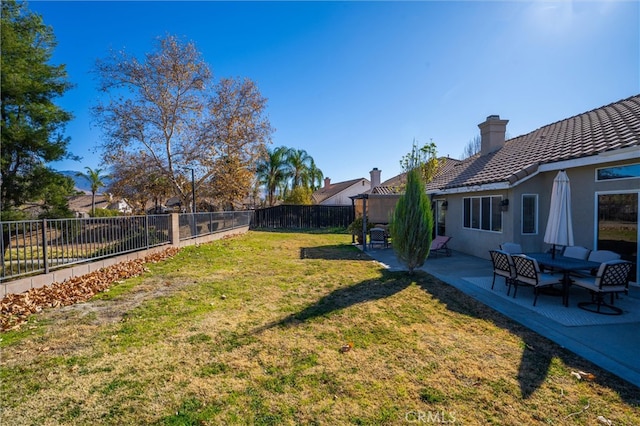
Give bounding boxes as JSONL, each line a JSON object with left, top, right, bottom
{"left": 178, "top": 211, "right": 252, "bottom": 241}
{"left": 0, "top": 211, "right": 252, "bottom": 283}
{"left": 0, "top": 215, "right": 171, "bottom": 282}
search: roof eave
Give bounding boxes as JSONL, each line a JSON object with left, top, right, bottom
{"left": 538, "top": 145, "right": 640, "bottom": 172}
{"left": 428, "top": 181, "right": 513, "bottom": 195}
{"left": 430, "top": 143, "right": 640, "bottom": 196}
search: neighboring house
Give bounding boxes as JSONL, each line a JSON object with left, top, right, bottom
{"left": 312, "top": 177, "right": 371, "bottom": 206}
{"left": 107, "top": 198, "right": 133, "bottom": 215}
{"left": 424, "top": 94, "right": 639, "bottom": 282}
{"left": 68, "top": 194, "right": 132, "bottom": 217}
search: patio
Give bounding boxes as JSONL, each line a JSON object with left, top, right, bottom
{"left": 362, "top": 246, "right": 640, "bottom": 388}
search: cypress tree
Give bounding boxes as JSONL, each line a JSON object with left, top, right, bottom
{"left": 389, "top": 168, "right": 433, "bottom": 274}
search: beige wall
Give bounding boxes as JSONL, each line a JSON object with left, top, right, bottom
{"left": 436, "top": 191, "right": 511, "bottom": 260}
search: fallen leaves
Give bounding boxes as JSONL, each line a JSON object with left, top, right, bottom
{"left": 1, "top": 247, "right": 179, "bottom": 332}
{"left": 340, "top": 342, "right": 354, "bottom": 353}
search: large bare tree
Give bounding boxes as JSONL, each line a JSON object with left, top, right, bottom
{"left": 107, "top": 153, "right": 172, "bottom": 214}
{"left": 92, "top": 34, "right": 272, "bottom": 211}
{"left": 460, "top": 135, "right": 481, "bottom": 159}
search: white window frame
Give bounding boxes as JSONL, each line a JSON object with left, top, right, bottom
{"left": 463, "top": 195, "right": 503, "bottom": 233}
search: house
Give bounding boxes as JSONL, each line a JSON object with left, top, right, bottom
{"left": 312, "top": 177, "right": 371, "bottom": 206}
{"left": 68, "top": 193, "right": 132, "bottom": 217}
{"left": 424, "top": 94, "right": 639, "bottom": 283}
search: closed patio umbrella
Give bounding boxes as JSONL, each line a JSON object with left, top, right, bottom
{"left": 544, "top": 170, "right": 574, "bottom": 258}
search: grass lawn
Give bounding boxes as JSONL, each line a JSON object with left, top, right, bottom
{"left": 1, "top": 230, "right": 639, "bottom": 425}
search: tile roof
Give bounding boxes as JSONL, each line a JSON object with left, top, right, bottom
{"left": 372, "top": 157, "right": 463, "bottom": 195}
{"left": 68, "top": 194, "right": 110, "bottom": 212}
{"left": 371, "top": 173, "right": 405, "bottom": 195}
{"left": 426, "top": 94, "right": 640, "bottom": 192}
{"left": 312, "top": 178, "right": 369, "bottom": 204}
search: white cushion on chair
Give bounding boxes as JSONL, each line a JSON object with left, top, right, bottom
{"left": 563, "top": 246, "right": 590, "bottom": 260}
{"left": 512, "top": 255, "right": 559, "bottom": 287}
{"left": 573, "top": 275, "right": 627, "bottom": 293}
{"left": 572, "top": 260, "right": 631, "bottom": 293}
{"left": 500, "top": 243, "right": 522, "bottom": 254}
{"left": 587, "top": 250, "right": 620, "bottom": 263}
{"left": 537, "top": 271, "right": 561, "bottom": 287}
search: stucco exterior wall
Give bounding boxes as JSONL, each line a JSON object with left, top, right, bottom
{"left": 436, "top": 191, "right": 511, "bottom": 260}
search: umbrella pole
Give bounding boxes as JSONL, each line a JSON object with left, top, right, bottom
{"left": 552, "top": 244, "right": 556, "bottom": 259}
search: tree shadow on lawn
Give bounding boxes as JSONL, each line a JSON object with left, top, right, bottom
{"left": 253, "top": 269, "right": 412, "bottom": 334}
{"left": 411, "top": 270, "right": 640, "bottom": 401}
{"left": 254, "top": 266, "right": 639, "bottom": 402}
{"left": 299, "top": 244, "right": 372, "bottom": 261}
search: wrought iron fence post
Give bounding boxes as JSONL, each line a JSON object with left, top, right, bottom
{"left": 145, "top": 215, "right": 150, "bottom": 249}
{"left": 42, "top": 219, "right": 49, "bottom": 274}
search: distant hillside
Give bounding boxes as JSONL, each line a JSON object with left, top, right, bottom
{"left": 58, "top": 170, "right": 113, "bottom": 194}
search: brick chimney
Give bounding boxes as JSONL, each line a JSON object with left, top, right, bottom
{"left": 479, "top": 115, "right": 509, "bottom": 155}
{"left": 324, "top": 177, "right": 331, "bottom": 189}
{"left": 370, "top": 167, "right": 381, "bottom": 188}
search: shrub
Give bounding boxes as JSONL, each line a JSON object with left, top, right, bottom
{"left": 91, "top": 208, "right": 121, "bottom": 217}
{"left": 389, "top": 168, "right": 433, "bottom": 273}
{"left": 347, "top": 216, "right": 374, "bottom": 243}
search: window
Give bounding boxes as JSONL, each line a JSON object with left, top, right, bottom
{"left": 463, "top": 195, "right": 502, "bottom": 232}
{"left": 596, "top": 163, "right": 640, "bottom": 181}
{"left": 435, "top": 199, "right": 446, "bottom": 236}
{"left": 522, "top": 194, "right": 538, "bottom": 234}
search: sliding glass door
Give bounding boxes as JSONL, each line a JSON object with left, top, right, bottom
{"left": 597, "top": 193, "right": 638, "bottom": 282}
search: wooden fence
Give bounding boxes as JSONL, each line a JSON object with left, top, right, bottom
{"left": 251, "top": 205, "right": 354, "bottom": 229}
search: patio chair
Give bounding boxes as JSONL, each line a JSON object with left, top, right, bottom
{"left": 573, "top": 250, "right": 621, "bottom": 278}
{"left": 588, "top": 250, "right": 621, "bottom": 263}
{"left": 500, "top": 242, "right": 522, "bottom": 254}
{"left": 489, "top": 250, "right": 516, "bottom": 293}
{"left": 429, "top": 235, "right": 451, "bottom": 257}
{"left": 572, "top": 260, "right": 633, "bottom": 315}
{"left": 369, "top": 227, "right": 387, "bottom": 250}
{"left": 511, "top": 255, "right": 561, "bottom": 306}
{"left": 562, "top": 246, "right": 590, "bottom": 260}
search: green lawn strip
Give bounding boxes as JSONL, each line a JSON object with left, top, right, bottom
{"left": 0, "top": 231, "right": 638, "bottom": 425}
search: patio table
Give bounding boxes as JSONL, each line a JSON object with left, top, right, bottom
{"left": 526, "top": 253, "right": 601, "bottom": 307}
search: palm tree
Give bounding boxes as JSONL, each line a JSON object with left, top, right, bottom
{"left": 76, "top": 166, "right": 109, "bottom": 216}
{"left": 256, "top": 146, "right": 289, "bottom": 206}
{"left": 306, "top": 159, "right": 324, "bottom": 190}
{"left": 285, "top": 148, "right": 312, "bottom": 189}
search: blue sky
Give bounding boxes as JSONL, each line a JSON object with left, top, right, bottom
{"left": 31, "top": 0, "right": 639, "bottom": 185}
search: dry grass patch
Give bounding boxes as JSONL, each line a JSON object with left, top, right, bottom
{"left": 1, "top": 231, "right": 638, "bottom": 425}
